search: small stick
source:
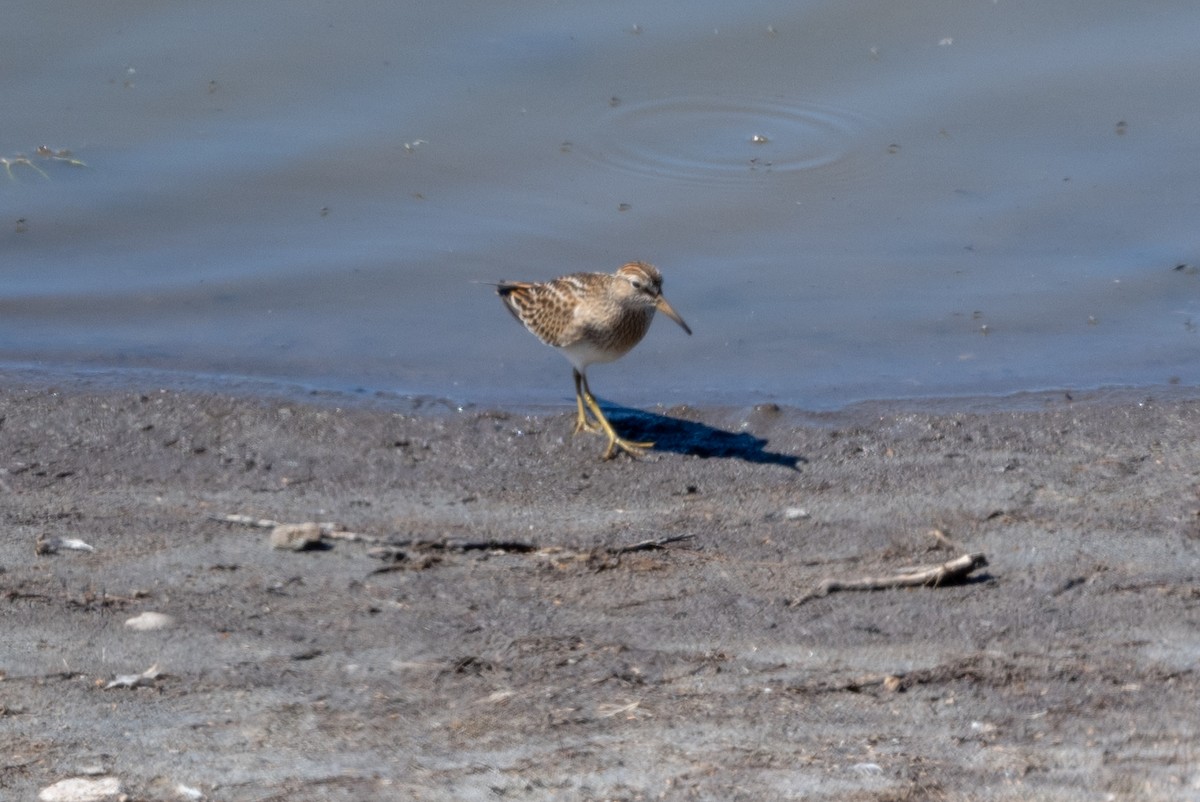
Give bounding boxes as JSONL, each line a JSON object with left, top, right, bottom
{"left": 210, "top": 514, "right": 280, "bottom": 528}
{"left": 377, "top": 538, "right": 539, "bottom": 553}
{"left": 607, "top": 534, "right": 695, "bottom": 554}
{"left": 322, "top": 529, "right": 387, "bottom": 545}
{"left": 212, "top": 514, "right": 381, "bottom": 543}
{"left": 104, "top": 663, "right": 162, "bottom": 690}
{"left": 214, "top": 513, "right": 348, "bottom": 532}
{"left": 791, "top": 552, "right": 989, "bottom": 607}
{"left": 439, "top": 539, "right": 538, "bottom": 553}
{"left": 213, "top": 513, "right": 690, "bottom": 562}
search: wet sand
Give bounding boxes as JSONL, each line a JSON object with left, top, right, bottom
{"left": 3, "top": 380, "right": 1199, "bottom": 800}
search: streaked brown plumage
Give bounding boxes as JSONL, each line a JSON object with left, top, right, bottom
{"left": 498, "top": 261, "right": 691, "bottom": 459}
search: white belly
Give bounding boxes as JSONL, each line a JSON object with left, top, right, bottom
{"left": 560, "top": 339, "right": 627, "bottom": 372}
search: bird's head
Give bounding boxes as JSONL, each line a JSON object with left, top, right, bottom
{"left": 616, "top": 261, "right": 692, "bottom": 335}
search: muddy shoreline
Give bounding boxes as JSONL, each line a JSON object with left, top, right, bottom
{"left": 3, "top": 379, "right": 1199, "bottom": 800}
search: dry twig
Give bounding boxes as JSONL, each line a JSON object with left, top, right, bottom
{"left": 212, "top": 514, "right": 383, "bottom": 544}
{"left": 790, "top": 552, "right": 989, "bottom": 607}
{"left": 214, "top": 512, "right": 692, "bottom": 569}
{"left": 607, "top": 533, "right": 694, "bottom": 554}
{"left": 104, "top": 663, "right": 162, "bottom": 690}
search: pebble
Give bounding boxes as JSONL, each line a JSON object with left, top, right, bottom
{"left": 784, "top": 507, "right": 810, "bottom": 520}
{"left": 125, "top": 611, "right": 175, "bottom": 631}
{"left": 38, "top": 776, "right": 121, "bottom": 802}
{"left": 270, "top": 522, "right": 323, "bottom": 551}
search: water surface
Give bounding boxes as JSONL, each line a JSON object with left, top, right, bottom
{"left": 3, "top": 0, "right": 1198, "bottom": 408}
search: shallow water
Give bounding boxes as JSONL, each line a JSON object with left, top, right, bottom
{"left": 4, "top": 0, "right": 1198, "bottom": 408}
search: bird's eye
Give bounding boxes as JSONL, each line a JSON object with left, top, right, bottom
{"left": 630, "top": 280, "right": 643, "bottom": 290}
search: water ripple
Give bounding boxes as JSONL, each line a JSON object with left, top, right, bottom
{"left": 581, "top": 94, "right": 872, "bottom": 184}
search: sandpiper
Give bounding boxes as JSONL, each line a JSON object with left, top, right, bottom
{"left": 497, "top": 261, "right": 692, "bottom": 459}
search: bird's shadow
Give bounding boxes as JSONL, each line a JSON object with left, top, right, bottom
{"left": 599, "top": 401, "right": 805, "bottom": 469}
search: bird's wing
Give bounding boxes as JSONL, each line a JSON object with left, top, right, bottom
{"left": 497, "top": 279, "right": 582, "bottom": 347}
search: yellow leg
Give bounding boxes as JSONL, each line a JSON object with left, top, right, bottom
{"left": 572, "top": 370, "right": 602, "bottom": 434}
{"left": 577, "top": 372, "right": 654, "bottom": 459}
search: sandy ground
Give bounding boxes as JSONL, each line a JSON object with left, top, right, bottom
{"left": 2, "top": 379, "right": 1199, "bottom": 801}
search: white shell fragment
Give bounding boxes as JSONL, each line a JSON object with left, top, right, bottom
{"left": 35, "top": 537, "right": 96, "bottom": 555}
{"left": 125, "top": 611, "right": 175, "bottom": 631}
{"left": 270, "top": 522, "right": 323, "bottom": 551}
{"left": 104, "top": 663, "right": 162, "bottom": 690}
{"left": 38, "top": 776, "right": 121, "bottom": 802}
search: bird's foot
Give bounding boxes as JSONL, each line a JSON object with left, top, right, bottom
{"left": 579, "top": 389, "right": 653, "bottom": 459}
{"left": 601, "top": 435, "right": 656, "bottom": 460}
{"left": 573, "top": 403, "right": 603, "bottom": 435}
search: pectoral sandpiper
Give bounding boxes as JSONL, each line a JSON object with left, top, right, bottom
{"left": 497, "top": 261, "right": 692, "bottom": 459}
